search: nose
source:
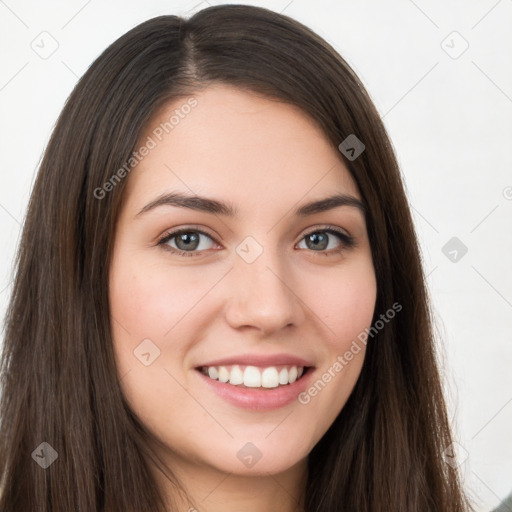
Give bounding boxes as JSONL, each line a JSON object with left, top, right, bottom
{"left": 223, "top": 249, "right": 304, "bottom": 336}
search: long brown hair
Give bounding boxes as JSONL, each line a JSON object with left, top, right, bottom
{"left": 0, "top": 4, "right": 472, "bottom": 511}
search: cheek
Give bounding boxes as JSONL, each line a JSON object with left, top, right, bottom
{"left": 108, "top": 255, "right": 210, "bottom": 440}
{"left": 109, "top": 255, "right": 215, "bottom": 339}
{"left": 108, "top": 253, "right": 222, "bottom": 390}
{"left": 305, "top": 257, "right": 377, "bottom": 345}
{"left": 294, "top": 257, "right": 376, "bottom": 433}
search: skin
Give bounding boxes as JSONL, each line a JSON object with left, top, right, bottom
{"left": 109, "top": 84, "right": 377, "bottom": 511}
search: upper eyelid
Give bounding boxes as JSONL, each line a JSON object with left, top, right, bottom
{"left": 158, "top": 226, "right": 218, "bottom": 244}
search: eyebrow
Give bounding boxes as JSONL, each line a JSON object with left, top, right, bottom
{"left": 136, "top": 191, "right": 366, "bottom": 218}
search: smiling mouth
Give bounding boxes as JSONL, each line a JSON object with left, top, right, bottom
{"left": 196, "top": 364, "right": 311, "bottom": 389}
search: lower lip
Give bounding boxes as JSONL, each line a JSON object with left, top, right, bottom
{"left": 195, "top": 367, "right": 315, "bottom": 411}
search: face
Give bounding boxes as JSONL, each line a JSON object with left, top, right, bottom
{"left": 109, "top": 84, "right": 377, "bottom": 478}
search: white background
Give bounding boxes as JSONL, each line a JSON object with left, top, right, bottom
{"left": 0, "top": 1, "right": 511, "bottom": 510}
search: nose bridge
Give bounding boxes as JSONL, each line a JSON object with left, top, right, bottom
{"left": 224, "top": 238, "right": 301, "bottom": 334}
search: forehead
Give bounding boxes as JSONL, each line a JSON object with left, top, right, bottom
{"left": 125, "top": 84, "right": 360, "bottom": 209}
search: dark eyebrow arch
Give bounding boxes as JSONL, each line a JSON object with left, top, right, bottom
{"left": 136, "top": 192, "right": 238, "bottom": 217}
{"left": 293, "top": 194, "right": 366, "bottom": 217}
{"left": 136, "top": 192, "right": 365, "bottom": 218}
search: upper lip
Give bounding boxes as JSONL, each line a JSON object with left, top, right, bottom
{"left": 196, "top": 353, "right": 314, "bottom": 368}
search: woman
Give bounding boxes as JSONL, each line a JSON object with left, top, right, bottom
{"left": 0, "top": 4, "right": 472, "bottom": 511}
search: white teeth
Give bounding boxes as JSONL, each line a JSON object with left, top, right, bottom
{"left": 218, "top": 366, "right": 229, "bottom": 383}
{"left": 229, "top": 365, "right": 244, "bottom": 385}
{"left": 261, "top": 367, "right": 279, "bottom": 388}
{"left": 243, "top": 366, "right": 261, "bottom": 387}
{"left": 201, "top": 364, "right": 306, "bottom": 388}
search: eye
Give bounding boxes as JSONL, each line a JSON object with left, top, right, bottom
{"left": 157, "top": 228, "right": 219, "bottom": 257}
{"left": 297, "top": 227, "right": 356, "bottom": 254}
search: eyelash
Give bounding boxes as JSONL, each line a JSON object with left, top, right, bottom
{"left": 156, "top": 225, "right": 356, "bottom": 258}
